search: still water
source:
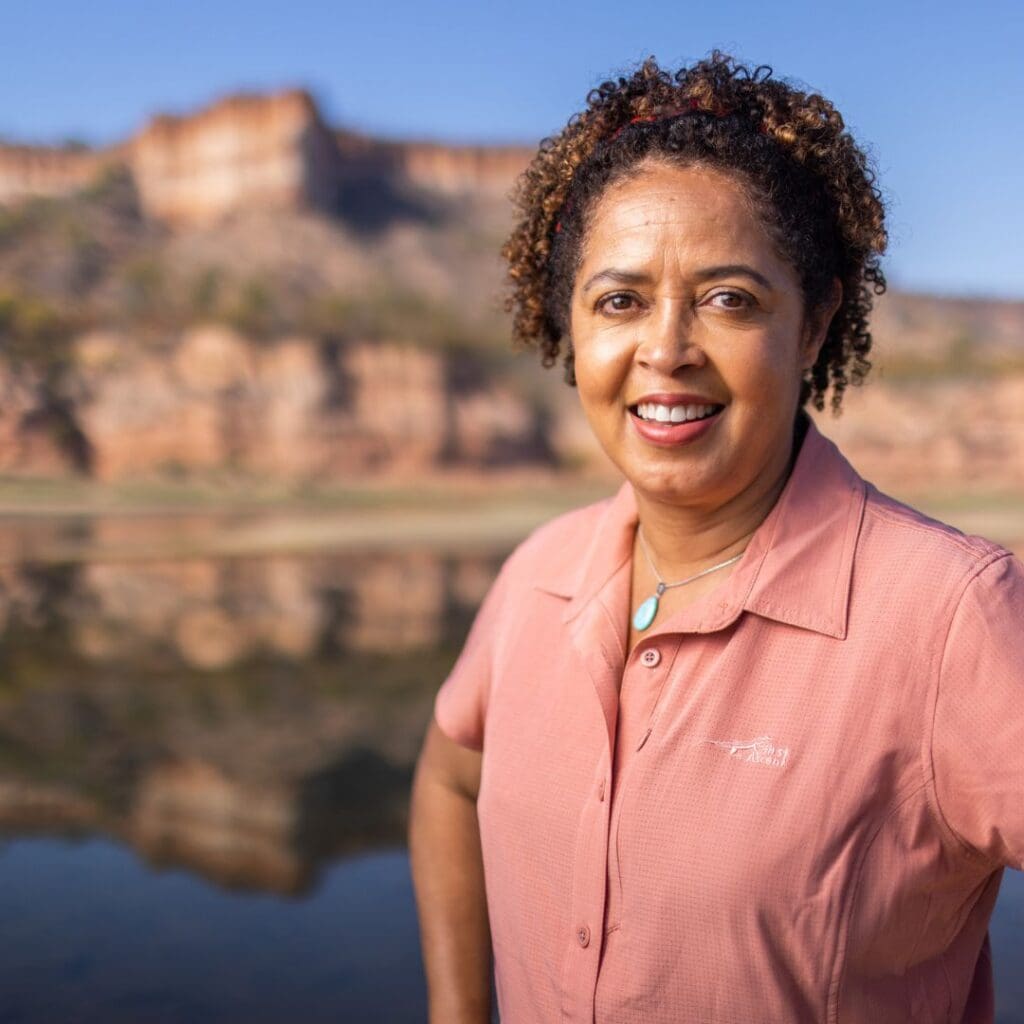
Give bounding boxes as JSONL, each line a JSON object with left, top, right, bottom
{"left": 0, "top": 537, "right": 1021, "bottom": 1023}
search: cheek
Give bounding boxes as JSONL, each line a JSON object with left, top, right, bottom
{"left": 572, "top": 327, "right": 633, "bottom": 405}
{"left": 729, "top": 334, "right": 805, "bottom": 402}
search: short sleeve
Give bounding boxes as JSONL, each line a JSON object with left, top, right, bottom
{"left": 931, "top": 553, "right": 1024, "bottom": 869}
{"left": 432, "top": 556, "right": 512, "bottom": 752}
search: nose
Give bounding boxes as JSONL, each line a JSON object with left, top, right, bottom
{"left": 635, "top": 300, "right": 707, "bottom": 375}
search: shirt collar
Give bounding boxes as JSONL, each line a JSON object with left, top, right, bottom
{"left": 533, "top": 415, "right": 867, "bottom": 639}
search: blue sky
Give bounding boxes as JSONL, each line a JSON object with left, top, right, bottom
{"left": 4, "top": 0, "right": 1023, "bottom": 299}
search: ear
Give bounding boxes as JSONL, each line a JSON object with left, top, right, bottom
{"left": 800, "top": 276, "right": 843, "bottom": 370}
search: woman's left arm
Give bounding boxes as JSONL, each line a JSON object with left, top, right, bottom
{"left": 930, "top": 552, "right": 1024, "bottom": 871}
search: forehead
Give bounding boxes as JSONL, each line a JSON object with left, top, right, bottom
{"left": 579, "top": 160, "right": 780, "bottom": 272}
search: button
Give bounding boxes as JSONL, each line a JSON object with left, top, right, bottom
{"left": 598, "top": 778, "right": 606, "bottom": 802}
{"left": 640, "top": 647, "right": 661, "bottom": 668}
{"left": 576, "top": 924, "right": 591, "bottom": 948}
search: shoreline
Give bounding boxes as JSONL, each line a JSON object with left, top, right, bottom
{"left": 0, "top": 476, "right": 1021, "bottom": 564}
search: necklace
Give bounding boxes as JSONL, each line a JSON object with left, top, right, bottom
{"left": 632, "top": 525, "right": 746, "bottom": 631}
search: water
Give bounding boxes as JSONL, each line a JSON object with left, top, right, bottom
{"left": 0, "top": 543, "right": 1020, "bottom": 1022}
{"left": 0, "top": 840, "right": 423, "bottom": 1024}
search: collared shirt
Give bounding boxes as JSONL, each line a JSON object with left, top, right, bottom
{"left": 432, "top": 418, "right": 1024, "bottom": 1024}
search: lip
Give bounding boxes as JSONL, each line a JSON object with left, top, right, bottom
{"left": 629, "top": 391, "right": 720, "bottom": 407}
{"left": 627, "top": 395, "right": 724, "bottom": 448}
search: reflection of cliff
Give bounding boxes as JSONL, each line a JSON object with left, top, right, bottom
{"left": 57, "top": 548, "right": 495, "bottom": 665}
{"left": 129, "top": 751, "right": 412, "bottom": 893}
{"left": 0, "top": 549, "right": 501, "bottom": 894}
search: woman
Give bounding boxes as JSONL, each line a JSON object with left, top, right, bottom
{"left": 409, "top": 52, "right": 1024, "bottom": 1023}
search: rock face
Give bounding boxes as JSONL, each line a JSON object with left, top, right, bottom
{"left": 0, "top": 88, "right": 531, "bottom": 226}
{"left": 387, "top": 139, "right": 532, "bottom": 198}
{"left": 0, "top": 143, "right": 112, "bottom": 204}
{"left": 810, "top": 374, "right": 1024, "bottom": 491}
{"left": 130, "top": 90, "right": 344, "bottom": 225}
{"left": 0, "top": 327, "right": 551, "bottom": 480}
{"left": 548, "top": 373, "right": 1024, "bottom": 495}
{"left": 0, "top": 361, "right": 77, "bottom": 474}
{"left": 1, "top": 86, "right": 1021, "bottom": 491}
{"left": 4, "top": 327, "right": 1022, "bottom": 491}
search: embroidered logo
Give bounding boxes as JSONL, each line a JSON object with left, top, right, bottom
{"left": 702, "top": 734, "right": 790, "bottom": 768}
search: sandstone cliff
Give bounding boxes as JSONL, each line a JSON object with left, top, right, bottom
{"left": 1, "top": 86, "right": 1021, "bottom": 492}
{"left": 0, "top": 325, "right": 551, "bottom": 481}
{"left": 0, "top": 88, "right": 530, "bottom": 226}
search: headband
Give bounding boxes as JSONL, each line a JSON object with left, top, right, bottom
{"left": 607, "top": 97, "right": 734, "bottom": 142}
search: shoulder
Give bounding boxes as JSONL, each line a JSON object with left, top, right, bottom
{"left": 857, "top": 480, "right": 1018, "bottom": 603}
{"left": 498, "top": 490, "right": 618, "bottom": 595}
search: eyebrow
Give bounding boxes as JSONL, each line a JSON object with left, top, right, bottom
{"left": 581, "top": 264, "right": 774, "bottom": 294}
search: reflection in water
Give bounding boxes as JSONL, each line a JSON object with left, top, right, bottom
{"left": 0, "top": 547, "right": 502, "bottom": 895}
{"left": 0, "top": 538, "right": 1021, "bottom": 1021}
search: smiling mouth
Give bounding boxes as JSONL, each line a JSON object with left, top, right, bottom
{"left": 628, "top": 401, "right": 724, "bottom": 424}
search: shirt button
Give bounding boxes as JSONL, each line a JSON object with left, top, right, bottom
{"left": 577, "top": 924, "right": 591, "bottom": 948}
{"left": 598, "top": 778, "right": 606, "bottom": 802}
{"left": 640, "top": 647, "right": 661, "bottom": 668}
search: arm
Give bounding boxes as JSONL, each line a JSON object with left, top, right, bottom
{"left": 931, "top": 552, "right": 1024, "bottom": 870}
{"left": 409, "top": 715, "right": 492, "bottom": 1024}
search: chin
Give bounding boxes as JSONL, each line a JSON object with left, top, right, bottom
{"left": 624, "top": 459, "right": 724, "bottom": 506}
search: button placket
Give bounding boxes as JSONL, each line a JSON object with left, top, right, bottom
{"left": 635, "top": 635, "right": 683, "bottom": 745}
{"left": 558, "top": 740, "right": 611, "bottom": 1020}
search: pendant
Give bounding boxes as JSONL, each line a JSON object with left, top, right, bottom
{"left": 632, "top": 582, "right": 666, "bottom": 632}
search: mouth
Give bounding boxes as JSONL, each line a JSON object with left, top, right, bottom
{"left": 628, "top": 400, "right": 723, "bottom": 425}
{"left": 626, "top": 398, "right": 725, "bottom": 447}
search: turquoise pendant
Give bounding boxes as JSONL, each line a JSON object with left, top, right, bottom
{"left": 632, "top": 583, "right": 666, "bottom": 631}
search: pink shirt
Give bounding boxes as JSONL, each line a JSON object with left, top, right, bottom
{"left": 433, "top": 418, "right": 1024, "bottom": 1023}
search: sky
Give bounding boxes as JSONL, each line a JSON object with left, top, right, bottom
{"left": 3, "top": 0, "right": 1023, "bottom": 299}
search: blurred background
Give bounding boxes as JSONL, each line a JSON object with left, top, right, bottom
{"left": 0, "top": 2, "right": 1022, "bottom": 1021}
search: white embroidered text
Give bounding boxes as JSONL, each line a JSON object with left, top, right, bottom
{"left": 702, "top": 734, "right": 790, "bottom": 768}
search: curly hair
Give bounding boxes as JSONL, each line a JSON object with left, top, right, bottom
{"left": 500, "top": 51, "right": 888, "bottom": 412}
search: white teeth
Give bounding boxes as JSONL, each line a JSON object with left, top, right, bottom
{"left": 635, "top": 401, "right": 718, "bottom": 423}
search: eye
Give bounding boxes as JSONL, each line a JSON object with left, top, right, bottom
{"left": 705, "top": 289, "right": 753, "bottom": 311}
{"left": 596, "top": 292, "right": 640, "bottom": 315}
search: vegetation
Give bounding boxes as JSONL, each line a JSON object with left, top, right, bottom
{"left": 0, "top": 289, "right": 73, "bottom": 374}
{"left": 0, "top": 166, "right": 515, "bottom": 359}
{"left": 875, "top": 333, "right": 1024, "bottom": 381}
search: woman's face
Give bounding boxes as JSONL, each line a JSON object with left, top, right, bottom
{"left": 569, "top": 159, "right": 836, "bottom": 514}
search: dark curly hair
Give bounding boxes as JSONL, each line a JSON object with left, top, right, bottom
{"left": 501, "top": 51, "right": 888, "bottom": 412}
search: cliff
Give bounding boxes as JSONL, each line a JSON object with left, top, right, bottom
{"left": 0, "top": 88, "right": 531, "bottom": 226}
{"left": 130, "top": 90, "right": 344, "bottom": 225}
{"left": 0, "top": 326, "right": 551, "bottom": 480}
{"left": 0, "top": 86, "right": 1021, "bottom": 492}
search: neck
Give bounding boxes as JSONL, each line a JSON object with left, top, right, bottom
{"left": 633, "top": 417, "right": 806, "bottom": 578}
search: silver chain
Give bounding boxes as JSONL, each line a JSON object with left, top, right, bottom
{"left": 636, "top": 524, "right": 745, "bottom": 595}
